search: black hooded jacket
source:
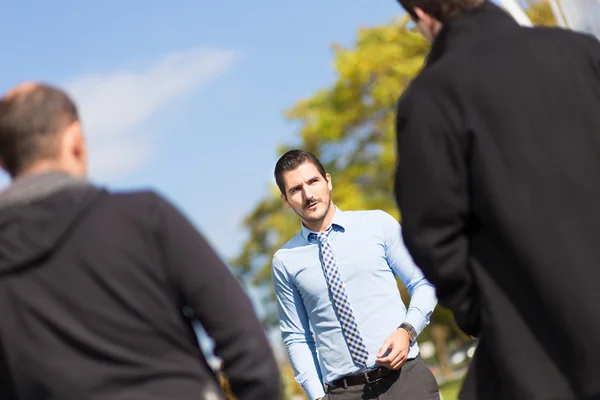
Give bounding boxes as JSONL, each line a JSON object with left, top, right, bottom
{"left": 0, "top": 172, "right": 281, "bottom": 400}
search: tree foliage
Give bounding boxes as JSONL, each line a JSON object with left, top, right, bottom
{"left": 231, "top": 0, "right": 557, "bottom": 388}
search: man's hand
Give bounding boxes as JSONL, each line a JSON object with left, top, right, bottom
{"left": 375, "top": 327, "right": 411, "bottom": 370}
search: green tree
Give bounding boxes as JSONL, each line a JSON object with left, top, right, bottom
{"left": 233, "top": 0, "right": 556, "bottom": 395}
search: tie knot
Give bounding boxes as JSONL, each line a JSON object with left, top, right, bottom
{"left": 310, "top": 226, "right": 332, "bottom": 243}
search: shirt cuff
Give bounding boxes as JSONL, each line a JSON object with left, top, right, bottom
{"left": 303, "top": 379, "right": 326, "bottom": 400}
{"left": 403, "top": 307, "right": 429, "bottom": 337}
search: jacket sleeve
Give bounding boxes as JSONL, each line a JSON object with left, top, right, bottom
{"left": 152, "top": 192, "right": 282, "bottom": 400}
{"left": 394, "top": 89, "right": 480, "bottom": 337}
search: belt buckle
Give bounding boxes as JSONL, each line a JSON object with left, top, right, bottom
{"left": 363, "top": 369, "right": 383, "bottom": 385}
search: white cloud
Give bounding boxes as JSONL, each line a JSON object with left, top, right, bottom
{"left": 63, "top": 47, "right": 236, "bottom": 181}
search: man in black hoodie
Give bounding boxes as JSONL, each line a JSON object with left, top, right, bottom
{"left": 0, "top": 82, "right": 282, "bottom": 400}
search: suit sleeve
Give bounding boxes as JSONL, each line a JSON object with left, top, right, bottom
{"left": 152, "top": 193, "right": 282, "bottom": 400}
{"left": 394, "top": 91, "right": 480, "bottom": 336}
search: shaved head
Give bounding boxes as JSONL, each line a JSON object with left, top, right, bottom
{"left": 0, "top": 82, "right": 80, "bottom": 177}
{"left": 3, "top": 81, "right": 39, "bottom": 99}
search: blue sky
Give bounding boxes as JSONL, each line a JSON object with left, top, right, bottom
{"left": 0, "top": 0, "right": 536, "bottom": 268}
{"left": 0, "top": 0, "right": 405, "bottom": 262}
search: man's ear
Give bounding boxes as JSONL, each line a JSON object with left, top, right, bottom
{"left": 413, "top": 6, "right": 442, "bottom": 41}
{"left": 280, "top": 192, "right": 291, "bottom": 209}
{"left": 415, "top": 6, "right": 443, "bottom": 27}
{"left": 61, "top": 121, "right": 84, "bottom": 159}
{"left": 414, "top": 7, "right": 427, "bottom": 21}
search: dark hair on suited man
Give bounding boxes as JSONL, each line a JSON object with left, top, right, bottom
{"left": 274, "top": 149, "right": 328, "bottom": 196}
{"left": 397, "top": 0, "right": 486, "bottom": 22}
{"left": 0, "top": 83, "right": 79, "bottom": 177}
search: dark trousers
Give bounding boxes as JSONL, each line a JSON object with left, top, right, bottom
{"left": 324, "top": 356, "right": 440, "bottom": 400}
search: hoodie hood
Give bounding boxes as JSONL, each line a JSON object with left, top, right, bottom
{"left": 0, "top": 171, "right": 104, "bottom": 273}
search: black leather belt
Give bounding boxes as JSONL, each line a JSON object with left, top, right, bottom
{"left": 329, "top": 366, "right": 394, "bottom": 388}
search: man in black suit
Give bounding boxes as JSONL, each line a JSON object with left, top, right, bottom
{"left": 392, "top": 1, "right": 600, "bottom": 399}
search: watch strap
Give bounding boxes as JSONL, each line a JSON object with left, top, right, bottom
{"left": 399, "top": 322, "right": 417, "bottom": 343}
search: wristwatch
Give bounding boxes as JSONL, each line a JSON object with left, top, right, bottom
{"left": 399, "top": 322, "right": 417, "bottom": 344}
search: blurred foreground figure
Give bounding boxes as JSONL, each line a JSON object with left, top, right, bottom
{"left": 393, "top": 1, "right": 600, "bottom": 399}
{"left": 0, "top": 82, "right": 281, "bottom": 400}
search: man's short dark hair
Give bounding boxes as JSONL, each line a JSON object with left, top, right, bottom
{"left": 0, "top": 83, "right": 79, "bottom": 177}
{"left": 398, "top": 0, "right": 485, "bottom": 22}
{"left": 274, "top": 150, "right": 327, "bottom": 195}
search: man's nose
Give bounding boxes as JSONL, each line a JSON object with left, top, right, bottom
{"left": 303, "top": 186, "right": 314, "bottom": 199}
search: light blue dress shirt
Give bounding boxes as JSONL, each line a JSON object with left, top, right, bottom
{"left": 272, "top": 207, "right": 438, "bottom": 399}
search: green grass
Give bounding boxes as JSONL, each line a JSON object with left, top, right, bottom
{"left": 439, "top": 377, "right": 463, "bottom": 400}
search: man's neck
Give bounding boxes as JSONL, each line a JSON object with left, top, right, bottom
{"left": 14, "top": 162, "right": 71, "bottom": 181}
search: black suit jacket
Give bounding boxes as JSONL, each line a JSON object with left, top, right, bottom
{"left": 394, "top": 2, "right": 600, "bottom": 399}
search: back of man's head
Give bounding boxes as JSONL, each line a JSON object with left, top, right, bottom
{"left": 0, "top": 82, "right": 81, "bottom": 178}
{"left": 398, "top": 0, "right": 486, "bottom": 22}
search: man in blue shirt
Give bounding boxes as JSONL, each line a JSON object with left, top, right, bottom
{"left": 271, "top": 149, "right": 440, "bottom": 400}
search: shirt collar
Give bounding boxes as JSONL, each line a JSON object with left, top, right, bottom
{"left": 300, "top": 205, "right": 347, "bottom": 243}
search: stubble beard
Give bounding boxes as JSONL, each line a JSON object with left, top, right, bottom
{"left": 301, "top": 196, "right": 332, "bottom": 223}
